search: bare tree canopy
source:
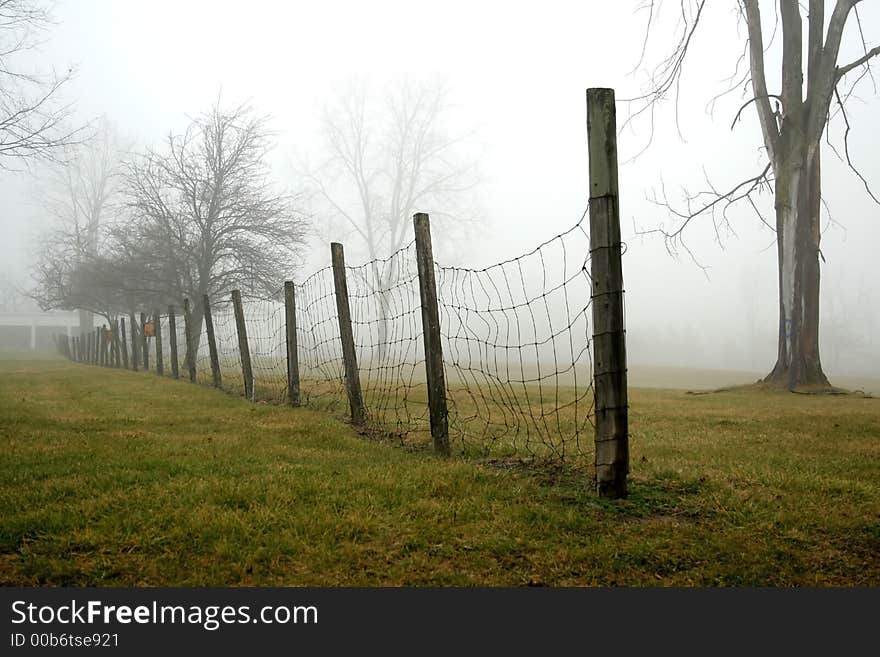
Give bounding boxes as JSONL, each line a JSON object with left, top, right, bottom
{"left": 628, "top": 0, "right": 879, "bottom": 390}
{"left": 0, "top": 0, "right": 80, "bottom": 167}
{"left": 30, "top": 118, "right": 124, "bottom": 326}
{"left": 305, "top": 77, "right": 481, "bottom": 264}
{"left": 117, "top": 99, "right": 309, "bottom": 351}
{"left": 32, "top": 99, "right": 309, "bottom": 357}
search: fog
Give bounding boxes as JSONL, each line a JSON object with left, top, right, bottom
{"left": 1, "top": 0, "right": 877, "bottom": 379}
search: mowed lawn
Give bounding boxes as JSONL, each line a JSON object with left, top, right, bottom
{"left": 0, "top": 355, "right": 878, "bottom": 586}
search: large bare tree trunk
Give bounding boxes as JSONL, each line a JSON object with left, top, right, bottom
{"left": 765, "top": 145, "right": 829, "bottom": 390}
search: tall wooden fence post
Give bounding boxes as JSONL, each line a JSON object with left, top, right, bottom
{"left": 413, "top": 213, "right": 450, "bottom": 456}
{"left": 284, "top": 281, "right": 301, "bottom": 407}
{"left": 232, "top": 290, "right": 254, "bottom": 401}
{"left": 168, "top": 305, "right": 179, "bottom": 380}
{"left": 129, "top": 313, "right": 139, "bottom": 371}
{"left": 120, "top": 318, "right": 129, "bottom": 369}
{"left": 154, "top": 310, "right": 164, "bottom": 376}
{"left": 94, "top": 328, "right": 101, "bottom": 365}
{"left": 330, "top": 242, "right": 366, "bottom": 426}
{"left": 203, "top": 294, "right": 222, "bottom": 388}
{"left": 140, "top": 312, "right": 149, "bottom": 372}
{"left": 111, "top": 320, "right": 121, "bottom": 368}
{"left": 587, "top": 87, "right": 629, "bottom": 499}
{"left": 231, "top": 290, "right": 254, "bottom": 400}
{"left": 183, "top": 298, "right": 197, "bottom": 383}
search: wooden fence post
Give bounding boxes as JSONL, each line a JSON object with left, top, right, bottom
{"left": 120, "top": 317, "right": 129, "bottom": 370}
{"left": 413, "top": 213, "right": 450, "bottom": 456}
{"left": 203, "top": 294, "right": 222, "bottom": 388}
{"left": 81, "top": 332, "right": 87, "bottom": 364}
{"left": 330, "top": 242, "right": 366, "bottom": 426}
{"left": 129, "top": 312, "right": 139, "bottom": 371}
{"left": 95, "top": 328, "right": 101, "bottom": 365}
{"left": 168, "top": 305, "right": 179, "bottom": 380}
{"left": 284, "top": 281, "right": 301, "bottom": 407}
{"left": 183, "top": 298, "right": 197, "bottom": 383}
{"left": 140, "top": 312, "right": 149, "bottom": 371}
{"left": 101, "top": 326, "right": 108, "bottom": 366}
{"left": 231, "top": 289, "right": 254, "bottom": 400}
{"left": 111, "top": 320, "right": 121, "bottom": 368}
{"left": 154, "top": 310, "right": 164, "bottom": 376}
{"left": 587, "top": 88, "right": 629, "bottom": 499}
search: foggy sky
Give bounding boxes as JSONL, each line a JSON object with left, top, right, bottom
{"left": 1, "top": 0, "right": 877, "bottom": 377}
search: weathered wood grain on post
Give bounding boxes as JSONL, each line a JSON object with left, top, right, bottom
{"left": 95, "top": 328, "right": 101, "bottom": 366}
{"left": 330, "top": 242, "right": 366, "bottom": 427}
{"left": 120, "top": 318, "right": 129, "bottom": 369}
{"left": 153, "top": 310, "right": 164, "bottom": 376}
{"left": 203, "top": 294, "right": 222, "bottom": 388}
{"left": 167, "top": 305, "right": 179, "bottom": 380}
{"left": 284, "top": 281, "right": 301, "bottom": 407}
{"left": 129, "top": 313, "right": 139, "bottom": 371}
{"left": 183, "top": 299, "right": 197, "bottom": 383}
{"left": 413, "top": 213, "right": 450, "bottom": 456}
{"left": 587, "top": 88, "right": 629, "bottom": 499}
{"left": 231, "top": 289, "right": 254, "bottom": 400}
{"left": 140, "top": 312, "right": 149, "bottom": 371}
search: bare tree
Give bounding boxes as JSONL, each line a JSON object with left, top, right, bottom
{"left": 119, "top": 99, "right": 309, "bottom": 356}
{"left": 629, "top": 0, "right": 879, "bottom": 390}
{"left": 30, "top": 118, "right": 124, "bottom": 328}
{"left": 0, "top": 0, "right": 81, "bottom": 167}
{"left": 304, "top": 78, "right": 480, "bottom": 356}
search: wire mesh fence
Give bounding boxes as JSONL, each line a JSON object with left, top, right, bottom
{"left": 64, "top": 209, "right": 606, "bottom": 466}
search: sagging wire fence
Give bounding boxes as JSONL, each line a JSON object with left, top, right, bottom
{"left": 59, "top": 210, "right": 598, "bottom": 459}
{"left": 54, "top": 88, "right": 629, "bottom": 495}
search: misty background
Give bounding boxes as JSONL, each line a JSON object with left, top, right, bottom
{"left": 1, "top": 0, "right": 877, "bottom": 379}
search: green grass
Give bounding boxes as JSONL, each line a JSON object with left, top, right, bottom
{"left": 1, "top": 355, "right": 878, "bottom": 585}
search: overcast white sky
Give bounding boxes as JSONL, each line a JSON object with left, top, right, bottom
{"left": 1, "top": 0, "right": 877, "bottom": 376}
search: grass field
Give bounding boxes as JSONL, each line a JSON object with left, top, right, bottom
{"left": 1, "top": 354, "right": 878, "bottom": 585}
